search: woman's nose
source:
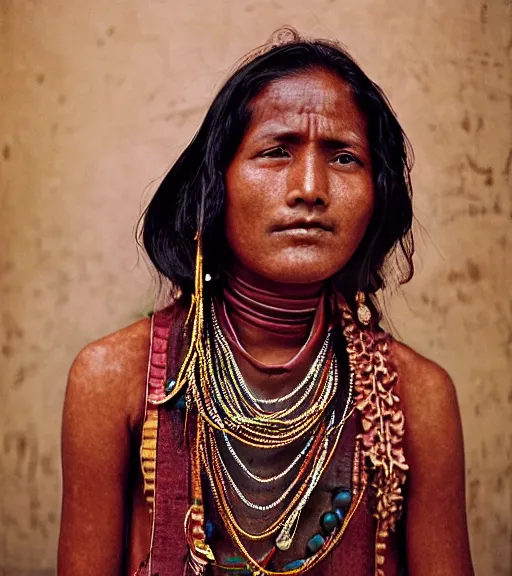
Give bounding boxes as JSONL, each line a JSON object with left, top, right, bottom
{"left": 285, "top": 150, "right": 329, "bottom": 208}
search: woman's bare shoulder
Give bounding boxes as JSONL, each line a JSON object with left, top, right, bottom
{"left": 67, "top": 317, "right": 152, "bottom": 432}
{"left": 60, "top": 317, "right": 153, "bottom": 575}
{"left": 389, "top": 338, "right": 458, "bottom": 414}
{"left": 388, "top": 336, "right": 473, "bottom": 572}
{"left": 388, "top": 338, "right": 463, "bottom": 472}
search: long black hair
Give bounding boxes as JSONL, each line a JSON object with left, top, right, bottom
{"left": 141, "top": 29, "right": 414, "bottom": 302}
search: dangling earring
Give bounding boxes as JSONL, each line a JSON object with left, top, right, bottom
{"left": 166, "top": 233, "right": 205, "bottom": 400}
{"left": 182, "top": 233, "right": 216, "bottom": 572}
{"left": 356, "top": 291, "right": 372, "bottom": 326}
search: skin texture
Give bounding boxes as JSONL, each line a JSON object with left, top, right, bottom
{"left": 222, "top": 68, "right": 373, "bottom": 369}
{"left": 58, "top": 69, "right": 474, "bottom": 575}
{"left": 225, "top": 69, "right": 374, "bottom": 285}
{"left": 59, "top": 319, "right": 151, "bottom": 576}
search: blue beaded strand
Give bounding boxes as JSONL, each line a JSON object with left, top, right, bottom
{"left": 218, "top": 487, "right": 354, "bottom": 573}
{"left": 295, "top": 487, "right": 353, "bottom": 568}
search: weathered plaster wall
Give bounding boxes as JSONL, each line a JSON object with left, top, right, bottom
{"left": 0, "top": 1, "right": 510, "bottom": 575}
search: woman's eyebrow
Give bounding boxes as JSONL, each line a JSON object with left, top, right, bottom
{"left": 252, "top": 126, "right": 366, "bottom": 150}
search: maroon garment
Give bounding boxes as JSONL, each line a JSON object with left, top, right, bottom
{"left": 138, "top": 303, "right": 380, "bottom": 576}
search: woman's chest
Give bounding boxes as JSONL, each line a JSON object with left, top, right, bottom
{"left": 204, "top": 420, "right": 364, "bottom": 573}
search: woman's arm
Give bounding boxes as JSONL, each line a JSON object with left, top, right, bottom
{"left": 58, "top": 319, "right": 150, "bottom": 576}
{"left": 393, "top": 341, "right": 474, "bottom": 576}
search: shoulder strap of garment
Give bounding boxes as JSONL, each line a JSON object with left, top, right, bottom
{"left": 140, "top": 301, "right": 191, "bottom": 576}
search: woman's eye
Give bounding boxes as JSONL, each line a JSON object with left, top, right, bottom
{"left": 261, "top": 146, "right": 289, "bottom": 158}
{"left": 333, "top": 153, "right": 359, "bottom": 165}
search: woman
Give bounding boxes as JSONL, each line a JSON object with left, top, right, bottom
{"left": 58, "top": 30, "right": 474, "bottom": 576}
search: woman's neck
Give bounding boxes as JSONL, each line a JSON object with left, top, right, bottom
{"left": 217, "top": 264, "right": 326, "bottom": 370}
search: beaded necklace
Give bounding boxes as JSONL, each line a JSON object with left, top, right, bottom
{"left": 144, "top": 241, "right": 408, "bottom": 576}
{"left": 211, "top": 305, "right": 331, "bottom": 407}
{"left": 221, "top": 432, "right": 314, "bottom": 484}
{"left": 189, "top": 308, "right": 338, "bottom": 451}
{"left": 180, "top": 294, "right": 355, "bottom": 574}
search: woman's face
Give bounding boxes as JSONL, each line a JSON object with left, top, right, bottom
{"left": 224, "top": 67, "right": 374, "bottom": 285}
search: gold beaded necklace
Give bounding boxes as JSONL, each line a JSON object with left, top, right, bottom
{"left": 155, "top": 238, "right": 406, "bottom": 576}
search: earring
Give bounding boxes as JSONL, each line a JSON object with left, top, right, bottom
{"left": 172, "top": 233, "right": 205, "bottom": 398}
{"left": 356, "top": 291, "right": 372, "bottom": 326}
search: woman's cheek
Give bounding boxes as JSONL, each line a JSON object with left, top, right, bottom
{"left": 343, "top": 181, "right": 374, "bottom": 221}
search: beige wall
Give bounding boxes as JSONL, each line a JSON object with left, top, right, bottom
{"left": 1, "top": 1, "right": 510, "bottom": 575}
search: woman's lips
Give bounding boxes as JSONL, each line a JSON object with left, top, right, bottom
{"left": 272, "top": 219, "right": 334, "bottom": 233}
{"left": 273, "top": 225, "right": 330, "bottom": 237}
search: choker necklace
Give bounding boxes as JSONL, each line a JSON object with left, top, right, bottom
{"left": 223, "top": 271, "right": 322, "bottom": 334}
{"left": 217, "top": 270, "right": 327, "bottom": 375}
{"left": 211, "top": 303, "right": 331, "bottom": 407}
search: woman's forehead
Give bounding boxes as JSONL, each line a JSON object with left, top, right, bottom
{"left": 246, "top": 69, "right": 367, "bottom": 140}
{"left": 251, "top": 69, "right": 355, "bottom": 113}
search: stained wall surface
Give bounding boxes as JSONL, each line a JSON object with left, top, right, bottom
{"left": 0, "top": 1, "right": 510, "bottom": 575}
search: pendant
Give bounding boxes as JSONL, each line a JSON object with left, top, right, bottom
{"left": 356, "top": 303, "right": 372, "bottom": 326}
{"left": 275, "top": 508, "right": 301, "bottom": 551}
{"left": 185, "top": 504, "right": 216, "bottom": 575}
{"left": 275, "top": 529, "right": 293, "bottom": 551}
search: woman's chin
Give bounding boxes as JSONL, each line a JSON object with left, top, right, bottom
{"left": 230, "top": 247, "right": 349, "bottom": 287}
{"left": 258, "top": 261, "right": 343, "bottom": 286}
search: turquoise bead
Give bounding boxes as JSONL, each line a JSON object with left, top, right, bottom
{"left": 165, "top": 378, "right": 176, "bottom": 394}
{"left": 306, "top": 533, "right": 325, "bottom": 556}
{"left": 334, "top": 508, "right": 345, "bottom": 523}
{"left": 173, "top": 394, "right": 186, "bottom": 410}
{"left": 283, "top": 559, "right": 306, "bottom": 571}
{"left": 225, "top": 555, "right": 247, "bottom": 565}
{"left": 332, "top": 488, "right": 352, "bottom": 511}
{"left": 320, "top": 511, "right": 339, "bottom": 536}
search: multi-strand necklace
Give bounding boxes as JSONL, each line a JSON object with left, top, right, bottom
{"left": 183, "top": 300, "right": 355, "bottom": 573}
{"left": 144, "top": 244, "right": 408, "bottom": 576}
